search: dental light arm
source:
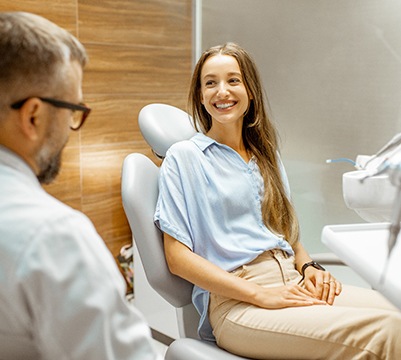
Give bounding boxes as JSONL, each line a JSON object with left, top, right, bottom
{"left": 363, "top": 132, "right": 401, "bottom": 169}
{"left": 387, "top": 163, "right": 401, "bottom": 256}
{"left": 376, "top": 164, "right": 401, "bottom": 285}
{"left": 388, "top": 187, "right": 401, "bottom": 257}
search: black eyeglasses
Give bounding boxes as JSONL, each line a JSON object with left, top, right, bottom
{"left": 10, "top": 97, "right": 91, "bottom": 131}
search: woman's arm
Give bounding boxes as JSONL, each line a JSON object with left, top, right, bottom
{"left": 293, "top": 241, "right": 342, "bottom": 304}
{"left": 164, "top": 233, "right": 326, "bottom": 309}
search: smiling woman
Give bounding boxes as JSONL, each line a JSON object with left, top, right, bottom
{"left": 188, "top": 43, "right": 298, "bottom": 247}
{"left": 154, "top": 42, "right": 401, "bottom": 359}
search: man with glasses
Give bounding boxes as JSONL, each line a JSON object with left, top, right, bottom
{"left": 0, "top": 12, "right": 160, "bottom": 359}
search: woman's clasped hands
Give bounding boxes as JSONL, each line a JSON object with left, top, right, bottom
{"left": 251, "top": 267, "right": 342, "bottom": 310}
{"left": 303, "top": 266, "right": 342, "bottom": 305}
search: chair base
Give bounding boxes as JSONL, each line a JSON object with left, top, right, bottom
{"left": 165, "top": 338, "right": 251, "bottom": 360}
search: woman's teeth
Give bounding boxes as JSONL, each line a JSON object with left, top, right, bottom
{"left": 215, "top": 102, "right": 235, "bottom": 109}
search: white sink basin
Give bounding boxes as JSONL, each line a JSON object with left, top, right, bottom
{"left": 322, "top": 223, "right": 400, "bottom": 310}
{"left": 343, "top": 170, "right": 397, "bottom": 222}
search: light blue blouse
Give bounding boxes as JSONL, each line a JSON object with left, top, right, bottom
{"left": 154, "top": 133, "right": 294, "bottom": 341}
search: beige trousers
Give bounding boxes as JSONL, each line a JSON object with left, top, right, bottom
{"left": 209, "top": 249, "right": 401, "bottom": 360}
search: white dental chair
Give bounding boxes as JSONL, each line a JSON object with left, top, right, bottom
{"left": 121, "top": 103, "right": 344, "bottom": 360}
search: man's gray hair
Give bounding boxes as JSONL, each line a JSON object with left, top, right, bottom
{"left": 0, "top": 12, "right": 88, "bottom": 110}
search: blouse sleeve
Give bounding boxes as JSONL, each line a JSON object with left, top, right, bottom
{"left": 154, "top": 149, "right": 195, "bottom": 251}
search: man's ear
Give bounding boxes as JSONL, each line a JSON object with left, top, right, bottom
{"left": 18, "top": 98, "right": 43, "bottom": 141}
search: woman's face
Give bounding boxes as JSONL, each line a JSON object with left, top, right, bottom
{"left": 200, "top": 54, "right": 250, "bottom": 129}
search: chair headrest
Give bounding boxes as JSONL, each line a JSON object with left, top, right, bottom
{"left": 138, "top": 103, "right": 197, "bottom": 157}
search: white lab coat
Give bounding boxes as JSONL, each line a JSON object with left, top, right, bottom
{"left": 0, "top": 146, "right": 161, "bottom": 360}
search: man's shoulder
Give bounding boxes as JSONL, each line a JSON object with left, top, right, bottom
{"left": 0, "top": 180, "right": 89, "bottom": 245}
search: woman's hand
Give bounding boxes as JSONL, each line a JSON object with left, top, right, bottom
{"left": 253, "top": 283, "right": 326, "bottom": 309}
{"left": 292, "top": 241, "right": 342, "bottom": 305}
{"left": 303, "top": 267, "right": 342, "bottom": 305}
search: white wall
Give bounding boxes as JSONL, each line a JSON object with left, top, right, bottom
{"left": 200, "top": 0, "right": 401, "bottom": 255}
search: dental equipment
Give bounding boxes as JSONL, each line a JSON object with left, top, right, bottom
{"left": 354, "top": 132, "right": 401, "bottom": 284}
{"left": 326, "top": 158, "right": 358, "bottom": 168}
{"left": 361, "top": 156, "right": 401, "bottom": 285}
{"left": 363, "top": 132, "right": 401, "bottom": 170}
{"left": 385, "top": 163, "right": 401, "bottom": 256}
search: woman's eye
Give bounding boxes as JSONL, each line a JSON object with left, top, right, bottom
{"left": 229, "top": 78, "right": 241, "bottom": 84}
{"left": 205, "top": 80, "right": 215, "bottom": 87}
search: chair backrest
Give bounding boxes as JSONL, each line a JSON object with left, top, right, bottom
{"left": 121, "top": 153, "right": 193, "bottom": 308}
{"left": 138, "top": 103, "right": 197, "bottom": 157}
{"left": 121, "top": 104, "right": 200, "bottom": 338}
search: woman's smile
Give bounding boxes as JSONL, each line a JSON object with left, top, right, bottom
{"left": 214, "top": 101, "right": 237, "bottom": 110}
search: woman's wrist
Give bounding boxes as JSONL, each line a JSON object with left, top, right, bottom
{"left": 300, "top": 261, "right": 326, "bottom": 280}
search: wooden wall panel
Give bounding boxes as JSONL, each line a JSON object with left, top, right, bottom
{"left": 83, "top": 44, "right": 191, "bottom": 95}
{"left": 1, "top": 1, "right": 193, "bottom": 267}
{"left": 78, "top": 0, "right": 191, "bottom": 48}
{"left": 79, "top": 0, "right": 192, "bottom": 259}
{"left": 81, "top": 94, "right": 188, "bottom": 146}
{"left": 0, "top": 0, "right": 77, "bottom": 34}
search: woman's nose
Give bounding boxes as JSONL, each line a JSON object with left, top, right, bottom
{"left": 217, "top": 82, "right": 229, "bottom": 97}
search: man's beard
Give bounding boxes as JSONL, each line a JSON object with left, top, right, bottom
{"left": 36, "top": 148, "right": 63, "bottom": 184}
{"left": 35, "top": 114, "right": 68, "bottom": 185}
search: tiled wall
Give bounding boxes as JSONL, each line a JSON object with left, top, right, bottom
{"left": 1, "top": 1, "right": 193, "bottom": 258}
